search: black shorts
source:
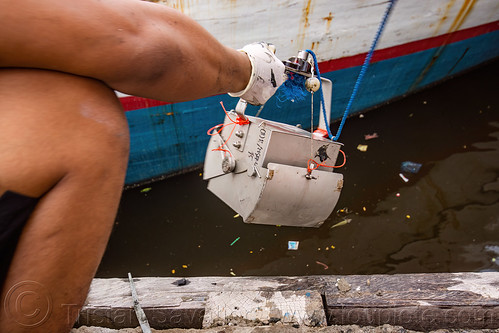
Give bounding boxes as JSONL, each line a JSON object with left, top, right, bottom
{"left": 0, "top": 191, "right": 39, "bottom": 288}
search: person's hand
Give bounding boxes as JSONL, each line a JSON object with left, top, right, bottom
{"left": 229, "top": 42, "right": 286, "bottom": 105}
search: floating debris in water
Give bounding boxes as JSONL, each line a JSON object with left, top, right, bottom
{"left": 233, "top": 213, "right": 240, "bottom": 218}
{"left": 406, "top": 215, "right": 411, "bottom": 219}
{"left": 401, "top": 161, "right": 422, "bottom": 174}
{"left": 357, "top": 144, "right": 368, "bottom": 152}
{"left": 140, "top": 187, "right": 152, "bottom": 193}
{"left": 316, "top": 261, "right": 329, "bottom": 270}
{"left": 336, "top": 207, "right": 352, "bottom": 216}
{"left": 364, "top": 133, "right": 379, "bottom": 140}
{"left": 230, "top": 237, "right": 241, "bottom": 246}
{"left": 171, "top": 269, "right": 176, "bottom": 274}
{"left": 288, "top": 241, "right": 299, "bottom": 250}
{"left": 331, "top": 218, "right": 352, "bottom": 229}
{"left": 399, "top": 173, "right": 409, "bottom": 182}
{"left": 182, "top": 264, "right": 188, "bottom": 269}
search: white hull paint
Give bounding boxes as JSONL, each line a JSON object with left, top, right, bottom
{"left": 152, "top": 0, "right": 498, "bottom": 61}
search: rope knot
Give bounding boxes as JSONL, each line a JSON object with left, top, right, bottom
{"left": 206, "top": 101, "right": 251, "bottom": 156}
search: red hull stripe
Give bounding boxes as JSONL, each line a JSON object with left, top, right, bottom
{"left": 120, "top": 21, "right": 498, "bottom": 112}
{"left": 318, "top": 20, "right": 499, "bottom": 73}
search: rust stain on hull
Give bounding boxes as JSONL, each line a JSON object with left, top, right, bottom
{"left": 433, "top": 0, "right": 457, "bottom": 36}
{"left": 176, "top": 0, "right": 186, "bottom": 13}
{"left": 411, "top": 0, "right": 477, "bottom": 91}
{"left": 297, "top": 0, "right": 314, "bottom": 50}
{"left": 302, "top": 0, "right": 313, "bottom": 29}
{"left": 448, "top": 0, "right": 476, "bottom": 33}
{"left": 150, "top": 0, "right": 186, "bottom": 13}
{"left": 310, "top": 41, "right": 320, "bottom": 51}
{"left": 323, "top": 12, "right": 334, "bottom": 33}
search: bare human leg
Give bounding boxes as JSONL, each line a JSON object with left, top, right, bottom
{"left": 0, "top": 69, "right": 129, "bottom": 332}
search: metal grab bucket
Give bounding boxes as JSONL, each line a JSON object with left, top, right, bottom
{"left": 203, "top": 84, "right": 344, "bottom": 227}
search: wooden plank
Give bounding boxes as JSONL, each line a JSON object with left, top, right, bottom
{"left": 76, "top": 276, "right": 326, "bottom": 329}
{"left": 76, "top": 273, "right": 499, "bottom": 330}
{"left": 324, "top": 272, "right": 499, "bottom": 331}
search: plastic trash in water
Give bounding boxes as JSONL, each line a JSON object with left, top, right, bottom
{"left": 331, "top": 218, "right": 352, "bottom": 229}
{"left": 316, "top": 261, "right": 329, "bottom": 270}
{"left": 288, "top": 241, "right": 299, "bottom": 250}
{"left": 364, "top": 133, "right": 379, "bottom": 140}
{"left": 401, "top": 161, "right": 422, "bottom": 174}
{"left": 399, "top": 173, "right": 409, "bottom": 182}
{"left": 357, "top": 144, "right": 368, "bottom": 152}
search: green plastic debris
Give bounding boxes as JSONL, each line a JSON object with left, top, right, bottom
{"left": 140, "top": 187, "right": 152, "bottom": 193}
{"left": 230, "top": 237, "right": 241, "bottom": 246}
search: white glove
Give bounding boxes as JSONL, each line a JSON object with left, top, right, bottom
{"left": 229, "top": 42, "right": 286, "bottom": 106}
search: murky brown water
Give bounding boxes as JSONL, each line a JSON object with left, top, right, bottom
{"left": 96, "top": 60, "right": 499, "bottom": 278}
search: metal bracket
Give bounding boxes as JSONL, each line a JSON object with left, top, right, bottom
{"left": 317, "top": 77, "right": 332, "bottom": 132}
{"left": 234, "top": 99, "right": 248, "bottom": 120}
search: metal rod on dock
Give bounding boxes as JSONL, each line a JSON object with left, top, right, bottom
{"left": 128, "top": 272, "right": 152, "bottom": 333}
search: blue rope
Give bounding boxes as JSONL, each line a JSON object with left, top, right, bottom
{"left": 305, "top": 49, "right": 334, "bottom": 139}
{"left": 332, "top": 0, "right": 396, "bottom": 141}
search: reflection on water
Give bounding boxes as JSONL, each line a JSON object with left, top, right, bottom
{"left": 96, "top": 60, "right": 499, "bottom": 278}
{"left": 387, "top": 129, "right": 499, "bottom": 273}
{"left": 331, "top": 126, "right": 499, "bottom": 274}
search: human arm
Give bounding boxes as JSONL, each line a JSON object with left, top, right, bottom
{"left": 0, "top": 0, "right": 255, "bottom": 102}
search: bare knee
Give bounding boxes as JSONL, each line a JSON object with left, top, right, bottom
{"left": 0, "top": 69, "right": 129, "bottom": 197}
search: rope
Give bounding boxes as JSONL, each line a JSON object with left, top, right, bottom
{"left": 305, "top": 49, "right": 333, "bottom": 140}
{"left": 333, "top": 0, "right": 396, "bottom": 141}
{"left": 207, "top": 101, "right": 250, "bottom": 156}
{"left": 306, "top": 149, "right": 346, "bottom": 173}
